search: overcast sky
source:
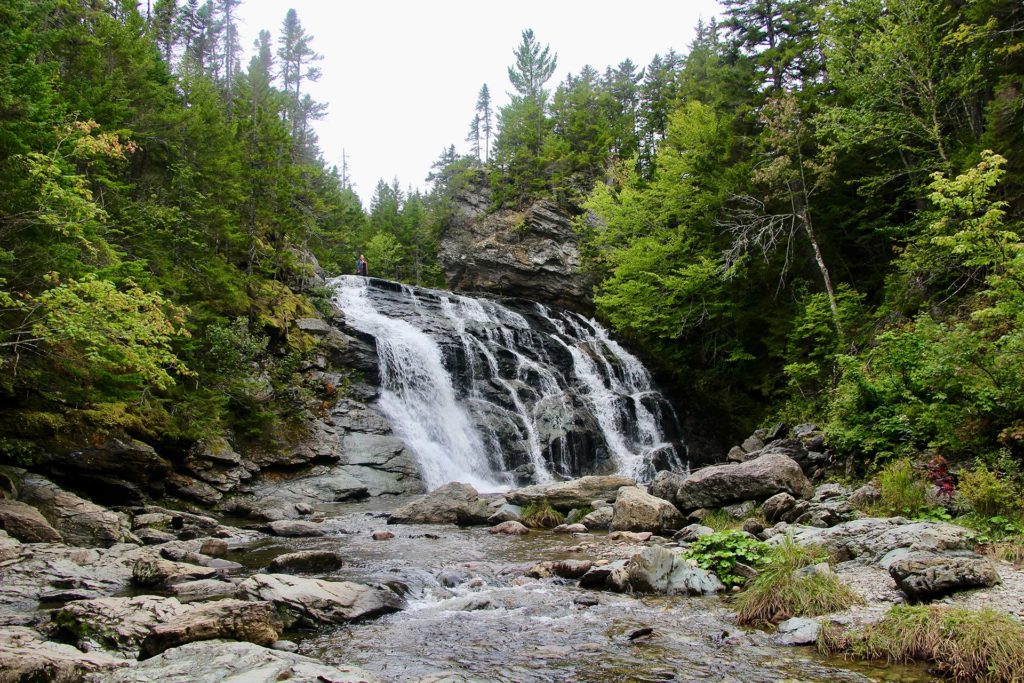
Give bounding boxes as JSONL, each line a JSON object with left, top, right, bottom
{"left": 235, "top": 1, "right": 722, "bottom": 205}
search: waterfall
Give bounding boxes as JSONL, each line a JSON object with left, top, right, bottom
{"left": 332, "top": 275, "right": 684, "bottom": 491}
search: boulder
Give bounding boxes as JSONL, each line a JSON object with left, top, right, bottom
{"left": 0, "top": 626, "right": 127, "bottom": 681}
{"left": 849, "top": 483, "right": 881, "bottom": 509}
{"left": 610, "top": 487, "right": 684, "bottom": 533}
{"left": 267, "top": 550, "right": 346, "bottom": 574}
{"left": 505, "top": 476, "right": 635, "bottom": 512}
{"left": 761, "top": 492, "right": 797, "bottom": 524}
{"left": 388, "top": 482, "right": 490, "bottom": 526}
{"left": 551, "top": 559, "right": 593, "bottom": 579}
{"left": 53, "top": 596, "right": 191, "bottom": 656}
{"left": 267, "top": 520, "right": 325, "bottom": 538}
{"left": 488, "top": 521, "right": 530, "bottom": 536}
{"left": 91, "top": 640, "right": 382, "bottom": 683}
{"left": 372, "top": 530, "right": 395, "bottom": 541}
{"left": 579, "top": 560, "right": 628, "bottom": 589}
{"left": 0, "top": 499, "right": 62, "bottom": 543}
{"left": 17, "top": 474, "right": 130, "bottom": 548}
{"left": 774, "top": 617, "right": 821, "bottom": 646}
{"left": 140, "top": 599, "right": 282, "bottom": 658}
{"left": 888, "top": 552, "right": 1000, "bottom": 600}
{"left": 552, "top": 523, "right": 587, "bottom": 534}
{"left": 624, "top": 546, "right": 724, "bottom": 595}
{"left": 675, "top": 454, "right": 814, "bottom": 511}
{"left": 487, "top": 503, "right": 523, "bottom": 525}
{"left": 237, "top": 574, "right": 404, "bottom": 627}
{"left": 672, "top": 524, "right": 714, "bottom": 543}
{"left": 776, "top": 518, "right": 977, "bottom": 563}
{"left": 648, "top": 470, "right": 687, "bottom": 505}
{"left": 580, "top": 506, "right": 613, "bottom": 531}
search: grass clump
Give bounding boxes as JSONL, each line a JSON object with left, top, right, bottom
{"left": 521, "top": 500, "right": 565, "bottom": 529}
{"left": 874, "top": 458, "right": 930, "bottom": 517}
{"left": 734, "top": 537, "right": 862, "bottom": 626}
{"left": 682, "top": 530, "right": 768, "bottom": 588}
{"left": 820, "top": 605, "right": 1024, "bottom": 683}
{"left": 958, "top": 463, "right": 1023, "bottom": 519}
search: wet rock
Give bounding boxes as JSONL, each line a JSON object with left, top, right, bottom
{"left": 53, "top": 596, "right": 191, "bottom": 656}
{"left": 241, "top": 470, "right": 369, "bottom": 520}
{"left": 672, "top": 524, "right": 714, "bottom": 543}
{"left": 579, "top": 560, "right": 627, "bottom": 589}
{"left": 0, "top": 499, "right": 62, "bottom": 543}
{"left": 0, "top": 626, "right": 126, "bottom": 681}
{"left": 774, "top": 617, "right": 820, "bottom": 646}
{"left": 551, "top": 560, "right": 593, "bottom": 580}
{"left": 140, "top": 599, "right": 282, "bottom": 658}
{"left": 237, "top": 574, "right": 405, "bottom": 627}
{"left": 132, "top": 556, "right": 219, "bottom": 588}
{"left": 167, "top": 579, "right": 239, "bottom": 603}
{"left": 611, "top": 486, "right": 684, "bottom": 533}
{"left": 608, "top": 530, "right": 652, "bottom": 543}
{"left": 91, "top": 640, "right": 383, "bottom": 683}
{"left": 580, "top": 506, "right": 613, "bottom": 531}
{"left": 487, "top": 503, "right": 523, "bottom": 525}
{"left": 488, "top": 521, "right": 529, "bottom": 536}
{"left": 625, "top": 546, "right": 724, "bottom": 595}
{"left": 438, "top": 569, "right": 472, "bottom": 588}
{"left": 552, "top": 523, "right": 587, "bottom": 534}
{"left": 574, "top": 594, "right": 600, "bottom": 607}
{"left": 505, "top": 476, "right": 636, "bottom": 512}
{"left": 372, "top": 530, "right": 396, "bottom": 540}
{"left": 388, "top": 482, "right": 490, "bottom": 526}
{"left": 18, "top": 474, "right": 131, "bottom": 548}
{"left": 888, "top": 552, "right": 1000, "bottom": 600}
{"left": 198, "top": 539, "right": 228, "bottom": 557}
{"left": 778, "top": 518, "right": 977, "bottom": 563}
{"left": 267, "top": 550, "right": 346, "bottom": 574}
{"left": 675, "top": 454, "right": 813, "bottom": 511}
{"left": 761, "top": 492, "right": 797, "bottom": 524}
{"left": 267, "top": 520, "right": 325, "bottom": 537}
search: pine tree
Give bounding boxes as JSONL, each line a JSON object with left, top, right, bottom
{"left": 276, "top": 8, "right": 323, "bottom": 155}
{"left": 507, "top": 28, "right": 557, "bottom": 103}
{"left": 466, "top": 113, "right": 482, "bottom": 161}
{"left": 475, "top": 84, "right": 494, "bottom": 162}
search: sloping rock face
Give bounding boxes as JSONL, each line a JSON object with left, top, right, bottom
{"left": 439, "top": 177, "right": 592, "bottom": 312}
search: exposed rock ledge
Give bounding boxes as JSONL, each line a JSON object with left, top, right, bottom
{"left": 439, "top": 176, "right": 593, "bottom": 312}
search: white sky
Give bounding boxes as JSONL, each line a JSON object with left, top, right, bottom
{"left": 236, "top": 1, "right": 723, "bottom": 205}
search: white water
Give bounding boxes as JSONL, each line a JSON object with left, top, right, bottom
{"left": 332, "top": 275, "right": 683, "bottom": 489}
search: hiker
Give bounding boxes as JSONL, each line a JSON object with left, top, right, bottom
{"left": 356, "top": 254, "right": 368, "bottom": 276}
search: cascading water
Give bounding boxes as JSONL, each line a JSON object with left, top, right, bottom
{"left": 332, "top": 275, "right": 685, "bottom": 490}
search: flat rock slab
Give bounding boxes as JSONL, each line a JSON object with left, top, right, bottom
{"left": 18, "top": 473, "right": 131, "bottom": 548}
{"left": 0, "top": 626, "right": 127, "bottom": 682}
{"left": 505, "top": 476, "right": 635, "bottom": 512}
{"left": 237, "top": 573, "right": 404, "bottom": 627}
{"left": 778, "top": 517, "right": 977, "bottom": 563}
{"left": 89, "top": 639, "right": 382, "bottom": 683}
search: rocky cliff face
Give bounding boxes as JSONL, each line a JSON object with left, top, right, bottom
{"left": 439, "top": 179, "right": 593, "bottom": 312}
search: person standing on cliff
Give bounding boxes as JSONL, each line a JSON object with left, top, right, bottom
{"left": 356, "top": 254, "right": 368, "bottom": 276}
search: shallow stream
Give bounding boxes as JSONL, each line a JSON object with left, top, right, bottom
{"left": 226, "top": 498, "right": 934, "bottom": 683}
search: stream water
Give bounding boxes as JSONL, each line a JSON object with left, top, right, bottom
{"left": 228, "top": 498, "right": 932, "bottom": 683}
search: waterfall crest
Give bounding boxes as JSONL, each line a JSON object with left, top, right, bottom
{"left": 332, "top": 275, "right": 684, "bottom": 491}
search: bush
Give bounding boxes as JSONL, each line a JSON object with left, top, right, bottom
{"left": 733, "top": 538, "right": 862, "bottom": 626}
{"left": 958, "top": 464, "right": 1022, "bottom": 519}
{"left": 682, "top": 530, "right": 768, "bottom": 588}
{"left": 521, "top": 501, "right": 564, "bottom": 529}
{"left": 820, "top": 605, "right": 1024, "bottom": 683}
{"left": 875, "top": 458, "right": 930, "bottom": 517}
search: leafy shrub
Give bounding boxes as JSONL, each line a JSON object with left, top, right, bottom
{"left": 820, "top": 605, "right": 1024, "bottom": 683}
{"left": 734, "top": 538, "right": 862, "bottom": 626}
{"left": 958, "top": 464, "right": 1022, "bottom": 518}
{"left": 875, "top": 458, "right": 930, "bottom": 517}
{"left": 521, "top": 501, "right": 564, "bottom": 529}
{"left": 682, "top": 530, "right": 768, "bottom": 588}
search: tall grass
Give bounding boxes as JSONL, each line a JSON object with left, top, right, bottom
{"left": 521, "top": 500, "right": 565, "bottom": 529}
{"left": 733, "top": 537, "right": 862, "bottom": 626}
{"left": 873, "top": 458, "right": 929, "bottom": 517}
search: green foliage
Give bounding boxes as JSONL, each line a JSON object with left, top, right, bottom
{"left": 521, "top": 500, "right": 565, "bottom": 529}
{"left": 958, "top": 463, "right": 1023, "bottom": 519}
{"left": 873, "top": 459, "right": 931, "bottom": 518}
{"left": 734, "top": 538, "right": 862, "bottom": 626}
{"left": 682, "top": 530, "right": 769, "bottom": 588}
{"left": 819, "top": 605, "right": 1024, "bottom": 683}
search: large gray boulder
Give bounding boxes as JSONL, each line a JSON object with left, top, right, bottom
{"left": 776, "top": 517, "right": 977, "bottom": 563}
{"left": 648, "top": 470, "right": 687, "bottom": 504}
{"left": 89, "top": 640, "right": 382, "bottom": 683}
{"left": 17, "top": 474, "right": 132, "bottom": 548}
{"left": 0, "top": 626, "right": 127, "bottom": 682}
{"left": 237, "top": 574, "right": 404, "bottom": 627}
{"left": 674, "top": 454, "right": 814, "bottom": 511}
{"left": 610, "top": 487, "right": 684, "bottom": 533}
{"left": 140, "top": 599, "right": 282, "bottom": 658}
{"left": 505, "top": 476, "right": 635, "bottom": 512}
{"left": 888, "top": 552, "right": 1000, "bottom": 600}
{"left": 388, "top": 482, "right": 490, "bottom": 525}
{"left": 0, "top": 499, "right": 63, "bottom": 543}
{"left": 53, "top": 596, "right": 191, "bottom": 656}
{"left": 439, "top": 178, "right": 592, "bottom": 311}
{"left": 623, "top": 546, "right": 724, "bottom": 596}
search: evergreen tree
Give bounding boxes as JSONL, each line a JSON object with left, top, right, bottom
{"left": 475, "top": 84, "right": 494, "bottom": 162}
